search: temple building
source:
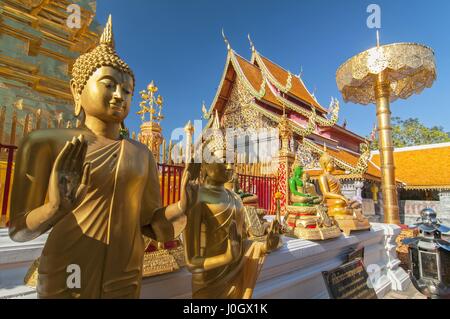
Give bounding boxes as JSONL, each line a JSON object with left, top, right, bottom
{"left": 203, "top": 38, "right": 384, "bottom": 216}
{"left": 0, "top": 0, "right": 101, "bottom": 145}
{"left": 371, "top": 142, "right": 450, "bottom": 225}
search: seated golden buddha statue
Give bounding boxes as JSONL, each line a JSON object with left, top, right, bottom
{"left": 225, "top": 169, "right": 259, "bottom": 206}
{"left": 8, "top": 16, "right": 197, "bottom": 299}
{"left": 302, "top": 172, "right": 323, "bottom": 203}
{"left": 318, "top": 150, "right": 370, "bottom": 235}
{"left": 183, "top": 118, "right": 280, "bottom": 299}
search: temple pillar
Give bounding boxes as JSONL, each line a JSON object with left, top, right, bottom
{"left": 275, "top": 115, "right": 294, "bottom": 216}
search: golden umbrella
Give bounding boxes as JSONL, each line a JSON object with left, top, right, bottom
{"left": 336, "top": 37, "right": 436, "bottom": 224}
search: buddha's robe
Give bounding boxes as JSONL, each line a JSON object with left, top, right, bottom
{"left": 9, "top": 129, "right": 182, "bottom": 299}
{"left": 320, "top": 173, "right": 349, "bottom": 216}
{"left": 184, "top": 188, "right": 266, "bottom": 299}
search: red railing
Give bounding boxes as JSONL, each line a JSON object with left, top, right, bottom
{"left": 158, "top": 163, "right": 184, "bottom": 206}
{"left": 0, "top": 144, "right": 17, "bottom": 227}
{"left": 157, "top": 164, "right": 278, "bottom": 214}
{"left": 238, "top": 174, "right": 277, "bottom": 214}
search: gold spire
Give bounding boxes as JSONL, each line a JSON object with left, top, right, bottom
{"left": 100, "top": 14, "right": 115, "bottom": 48}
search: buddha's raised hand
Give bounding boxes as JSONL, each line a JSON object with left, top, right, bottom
{"left": 47, "top": 135, "right": 91, "bottom": 216}
{"left": 179, "top": 162, "right": 200, "bottom": 212}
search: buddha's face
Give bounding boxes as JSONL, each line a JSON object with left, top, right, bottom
{"left": 72, "top": 66, "right": 134, "bottom": 123}
{"left": 204, "top": 162, "right": 233, "bottom": 184}
{"left": 324, "top": 159, "right": 335, "bottom": 173}
{"left": 302, "top": 173, "right": 310, "bottom": 183}
{"left": 294, "top": 167, "right": 303, "bottom": 179}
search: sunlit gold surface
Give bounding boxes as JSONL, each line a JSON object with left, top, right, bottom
{"left": 183, "top": 119, "right": 280, "bottom": 299}
{"left": 318, "top": 152, "right": 370, "bottom": 234}
{"left": 336, "top": 42, "right": 436, "bottom": 224}
{"left": 336, "top": 43, "right": 436, "bottom": 105}
{"left": 8, "top": 15, "right": 194, "bottom": 299}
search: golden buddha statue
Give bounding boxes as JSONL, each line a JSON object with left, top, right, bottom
{"left": 318, "top": 150, "right": 370, "bottom": 235}
{"left": 225, "top": 169, "right": 259, "bottom": 206}
{"left": 8, "top": 15, "right": 197, "bottom": 299}
{"left": 302, "top": 172, "right": 322, "bottom": 203}
{"left": 183, "top": 117, "right": 280, "bottom": 299}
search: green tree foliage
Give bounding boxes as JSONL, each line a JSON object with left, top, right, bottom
{"left": 369, "top": 117, "right": 450, "bottom": 150}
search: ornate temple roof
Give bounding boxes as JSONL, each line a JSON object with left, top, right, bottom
{"left": 204, "top": 38, "right": 383, "bottom": 181}
{"left": 371, "top": 142, "right": 450, "bottom": 190}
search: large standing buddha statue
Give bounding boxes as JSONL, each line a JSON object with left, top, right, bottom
{"left": 8, "top": 15, "right": 197, "bottom": 299}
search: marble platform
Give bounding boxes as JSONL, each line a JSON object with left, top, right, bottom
{"left": 0, "top": 223, "right": 410, "bottom": 299}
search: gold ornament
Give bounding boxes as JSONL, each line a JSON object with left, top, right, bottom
{"left": 71, "top": 15, "right": 135, "bottom": 96}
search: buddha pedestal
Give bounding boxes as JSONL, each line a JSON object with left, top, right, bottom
{"left": 142, "top": 238, "right": 186, "bottom": 278}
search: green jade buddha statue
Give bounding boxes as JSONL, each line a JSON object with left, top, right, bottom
{"left": 289, "top": 166, "right": 321, "bottom": 207}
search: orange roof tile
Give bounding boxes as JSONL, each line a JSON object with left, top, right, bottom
{"left": 371, "top": 143, "right": 450, "bottom": 189}
{"left": 258, "top": 55, "right": 328, "bottom": 114}
{"left": 234, "top": 54, "right": 286, "bottom": 110}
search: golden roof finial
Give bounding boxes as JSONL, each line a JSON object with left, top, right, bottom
{"left": 100, "top": 14, "right": 115, "bottom": 48}
{"left": 247, "top": 34, "right": 255, "bottom": 53}
{"left": 221, "top": 28, "right": 231, "bottom": 51}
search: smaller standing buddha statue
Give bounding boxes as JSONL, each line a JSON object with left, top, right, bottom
{"left": 318, "top": 149, "right": 370, "bottom": 235}
{"left": 183, "top": 114, "right": 280, "bottom": 299}
{"left": 285, "top": 165, "right": 341, "bottom": 241}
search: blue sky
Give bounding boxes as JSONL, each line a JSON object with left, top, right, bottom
{"left": 95, "top": 0, "right": 450, "bottom": 141}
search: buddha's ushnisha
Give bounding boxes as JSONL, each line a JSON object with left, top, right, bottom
{"left": 9, "top": 15, "right": 198, "bottom": 299}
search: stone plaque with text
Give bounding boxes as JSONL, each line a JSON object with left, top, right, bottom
{"left": 322, "top": 258, "right": 378, "bottom": 299}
